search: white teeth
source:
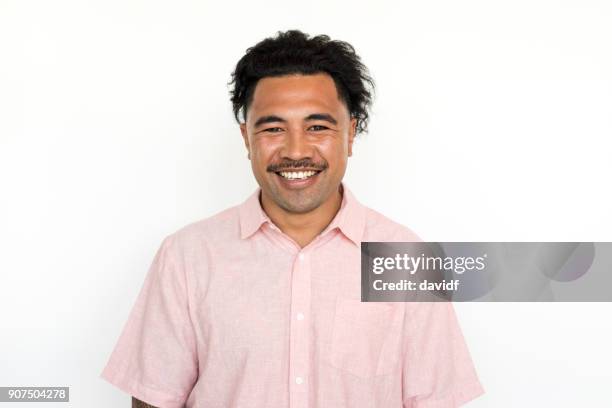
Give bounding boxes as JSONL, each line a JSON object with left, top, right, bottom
{"left": 278, "top": 170, "right": 318, "bottom": 180}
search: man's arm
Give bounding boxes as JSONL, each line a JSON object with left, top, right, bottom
{"left": 131, "top": 397, "right": 158, "bottom": 408}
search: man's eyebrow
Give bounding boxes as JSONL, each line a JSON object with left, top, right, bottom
{"left": 253, "top": 113, "right": 338, "bottom": 128}
{"left": 254, "top": 115, "right": 286, "bottom": 128}
{"left": 305, "top": 113, "right": 337, "bottom": 125}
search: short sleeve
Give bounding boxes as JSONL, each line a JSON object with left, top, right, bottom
{"left": 402, "top": 301, "right": 485, "bottom": 408}
{"left": 100, "top": 234, "right": 198, "bottom": 408}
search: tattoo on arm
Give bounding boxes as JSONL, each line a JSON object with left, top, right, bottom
{"left": 132, "top": 397, "right": 159, "bottom": 408}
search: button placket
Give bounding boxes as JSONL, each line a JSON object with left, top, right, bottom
{"left": 289, "top": 251, "right": 311, "bottom": 408}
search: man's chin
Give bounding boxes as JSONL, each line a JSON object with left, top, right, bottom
{"left": 260, "top": 175, "right": 334, "bottom": 214}
{"left": 274, "top": 194, "right": 322, "bottom": 214}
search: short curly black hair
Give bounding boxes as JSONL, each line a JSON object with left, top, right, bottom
{"left": 228, "top": 29, "right": 375, "bottom": 135}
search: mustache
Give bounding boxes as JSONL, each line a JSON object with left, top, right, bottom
{"left": 267, "top": 159, "right": 328, "bottom": 173}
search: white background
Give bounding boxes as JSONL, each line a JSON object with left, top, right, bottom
{"left": 1, "top": 0, "right": 611, "bottom": 407}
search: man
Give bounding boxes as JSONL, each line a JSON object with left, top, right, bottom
{"left": 101, "top": 29, "right": 485, "bottom": 407}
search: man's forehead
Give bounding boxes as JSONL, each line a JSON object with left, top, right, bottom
{"left": 250, "top": 73, "right": 342, "bottom": 109}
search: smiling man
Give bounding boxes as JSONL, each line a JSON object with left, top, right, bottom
{"left": 101, "top": 30, "right": 485, "bottom": 408}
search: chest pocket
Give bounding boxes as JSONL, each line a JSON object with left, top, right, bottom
{"left": 328, "top": 297, "right": 402, "bottom": 379}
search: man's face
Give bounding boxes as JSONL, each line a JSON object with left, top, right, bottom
{"left": 240, "top": 73, "right": 357, "bottom": 214}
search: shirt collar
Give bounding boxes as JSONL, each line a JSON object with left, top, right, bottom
{"left": 238, "top": 181, "right": 366, "bottom": 246}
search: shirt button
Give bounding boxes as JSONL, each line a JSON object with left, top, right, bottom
{"left": 297, "top": 312, "right": 304, "bottom": 321}
{"left": 298, "top": 253, "right": 305, "bottom": 261}
{"left": 295, "top": 376, "right": 303, "bottom": 385}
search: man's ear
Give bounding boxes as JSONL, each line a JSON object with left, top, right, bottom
{"left": 347, "top": 117, "right": 357, "bottom": 157}
{"left": 239, "top": 123, "right": 251, "bottom": 160}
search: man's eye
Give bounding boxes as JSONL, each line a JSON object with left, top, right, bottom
{"left": 264, "top": 127, "right": 284, "bottom": 133}
{"left": 309, "top": 125, "right": 329, "bottom": 131}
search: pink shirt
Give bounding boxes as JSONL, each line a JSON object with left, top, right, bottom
{"left": 101, "top": 182, "right": 485, "bottom": 407}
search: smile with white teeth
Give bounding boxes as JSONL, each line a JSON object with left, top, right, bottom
{"left": 277, "top": 170, "right": 319, "bottom": 180}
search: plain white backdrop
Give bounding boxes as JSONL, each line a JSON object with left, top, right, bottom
{"left": 1, "top": 0, "right": 611, "bottom": 406}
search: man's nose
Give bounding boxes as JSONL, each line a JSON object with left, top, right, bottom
{"left": 281, "top": 128, "right": 311, "bottom": 160}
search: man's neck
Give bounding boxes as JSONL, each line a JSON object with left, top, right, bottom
{"left": 261, "top": 186, "right": 343, "bottom": 248}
